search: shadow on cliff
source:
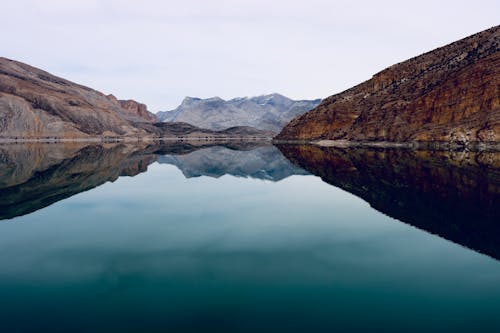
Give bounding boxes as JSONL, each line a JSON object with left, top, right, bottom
{"left": 277, "top": 144, "right": 500, "bottom": 260}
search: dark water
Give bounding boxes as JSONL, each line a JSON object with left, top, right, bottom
{"left": 0, "top": 142, "right": 499, "bottom": 333}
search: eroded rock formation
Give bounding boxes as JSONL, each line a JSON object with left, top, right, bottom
{"left": 0, "top": 57, "right": 157, "bottom": 139}
{"left": 276, "top": 26, "right": 500, "bottom": 145}
{"left": 0, "top": 58, "right": 273, "bottom": 140}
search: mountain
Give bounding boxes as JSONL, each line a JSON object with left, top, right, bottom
{"left": 277, "top": 144, "right": 500, "bottom": 260}
{"left": 276, "top": 26, "right": 500, "bottom": 146}
{"left": 0, "top": 57, "right": 275, "bottom": 140}
{"left": 0, "top": 57, "right": 158, "bottom": 139}
{"left": 109, "top": 94, "right": 158, "bottom": 122}
{"left": 157, "top": 94, "right": 321, "bottom": 133}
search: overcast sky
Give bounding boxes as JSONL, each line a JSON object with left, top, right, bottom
{"left": 2, "top": 0, "right": 498, "bottom": 111}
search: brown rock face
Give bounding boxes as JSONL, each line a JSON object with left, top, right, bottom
{"left": 0, "top": 58, "right": 272, "bottom": 140}
{"left": 105, "top": 94, "right": 157, "bottom": 122}
{"left": 276, "top": 26, "right": 500, "bottom": 144}
{"left": 118, "top": 99, "right": 157, "bottom": 122}
{"left": 0, "top": 57, "right": 154, "bottom": 139}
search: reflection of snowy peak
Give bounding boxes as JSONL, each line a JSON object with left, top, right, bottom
{"left": 157, "top": 145, "right": 309, "bottom": 181}
{"left": 157, "top": 93, "right": 321, "bottom": 132}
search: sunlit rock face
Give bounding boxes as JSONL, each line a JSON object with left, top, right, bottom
{"left": 109, "top": 94, "right": 158, "bottom": 123}
{"left": 277, "top": 26, "right": 500, "bottom": 144}
{"left": 277, "top": 144, "right": 500, "bottom": 259}
{"left": 0, "top": 57, "right": 156, "bottom": 139}
{"left": 0, "top": 57, "right": 275, "bottom": 140}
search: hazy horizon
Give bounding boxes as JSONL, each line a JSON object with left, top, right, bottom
{"left": 2, "top": 0, "right": 499, "bottom": 112}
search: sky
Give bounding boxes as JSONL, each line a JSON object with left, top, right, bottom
{"left": 2, "top": 0, "right": 499, "bottom": 112}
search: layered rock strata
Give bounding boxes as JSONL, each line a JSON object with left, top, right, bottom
{"left": 277, "top": 26, "right": 500, "bottom": 145}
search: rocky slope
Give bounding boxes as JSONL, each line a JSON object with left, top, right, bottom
{"left": 276, "top": 26, "right": 500, "bottom": 145}
{"left": 157, "top": 94, "right": 321, "bottom": 133}
{"left": 0, "top": 57, "right": 158, "bottom": 139}
{"left": 109, "top": 94, "right": 158, "bottom": 122}
{"left": 0, "top": 57, "right": 274, "bottom": 140}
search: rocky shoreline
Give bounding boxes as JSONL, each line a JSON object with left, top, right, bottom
{"left": 0, "top": 136, "right": 273, "bottom": 144}
{"left": 272, "top": 139, "right": 500, "bottom": 151}
{"left": 312, "top": 139, "right": 500, "bottom": 151}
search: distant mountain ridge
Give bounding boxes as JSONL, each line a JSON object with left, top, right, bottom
{"left": 0, "top": 57, "right": 274, "bottom": 140}
{"left": 157, "top": 94, "right": 321, "bottom": 133}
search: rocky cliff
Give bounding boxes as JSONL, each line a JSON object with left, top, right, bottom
{"left": 276, "top": 26, "right": 500, "bottom": 145}
{"left": 108, "top": 94, "right": 158, "bottom": 122}
{"left": 157, "top": 94, "right": 321, "bottom": 133}
{"left": 0, "top": 57, "right": 273, "bottom": 140}
{"left": 0, "top": 57, "right": 156, "bottom": 139}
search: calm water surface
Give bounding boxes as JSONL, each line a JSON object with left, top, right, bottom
{"left": 0, "top": 142, "right": 499, "bottom": 332}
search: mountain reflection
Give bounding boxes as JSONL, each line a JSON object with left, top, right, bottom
{"left": 0, "top": 141, "right": 307, "bottom": 220}
{"left": 277, "top": 144, "right": 500, "bottom": 260}
{"left": 0, "top": 143, "right": 155, "bottom": 220}
{"left": 1, "top": 142, "right": 499, "bottom": 261}
{"left": 157, "top": 145, "right": 309, "bottom": 180}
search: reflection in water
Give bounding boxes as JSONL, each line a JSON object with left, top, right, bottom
{"left": 1, "top": 143, "right": 500, "bottom": 332}
{"left": 0, "top": 142, "right": 307, "bottom": 220}
{"left": 0, "top": 143, "right": 155, "bottom": 220}
{"left": 157, "top": 145, "right": 309, "bottom": 180}
{"left": 278, "top": 144, "right": 500, "bottom": 260}
{"left": 1, "top": 142, "right": 499, "bottom": 261}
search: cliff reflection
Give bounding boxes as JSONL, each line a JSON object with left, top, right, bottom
{"left": 277, "top": 144, "right": 500, "bottom": 260}
{"left": 0, "top": 143, "right": 155, "bottom": 220}
{"left": 0, "top": 141, "right": 307, "bottom": 220}
{"left": 2, "top": 142, "right": 499, "bottom": 261}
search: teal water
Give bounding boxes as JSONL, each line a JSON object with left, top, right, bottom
{"left": 0, "top": 143, "right": 499, "bottom": 332}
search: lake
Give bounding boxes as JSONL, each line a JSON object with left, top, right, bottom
{"left": 0, "top": 142, "right": 499, "bottom": 333}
